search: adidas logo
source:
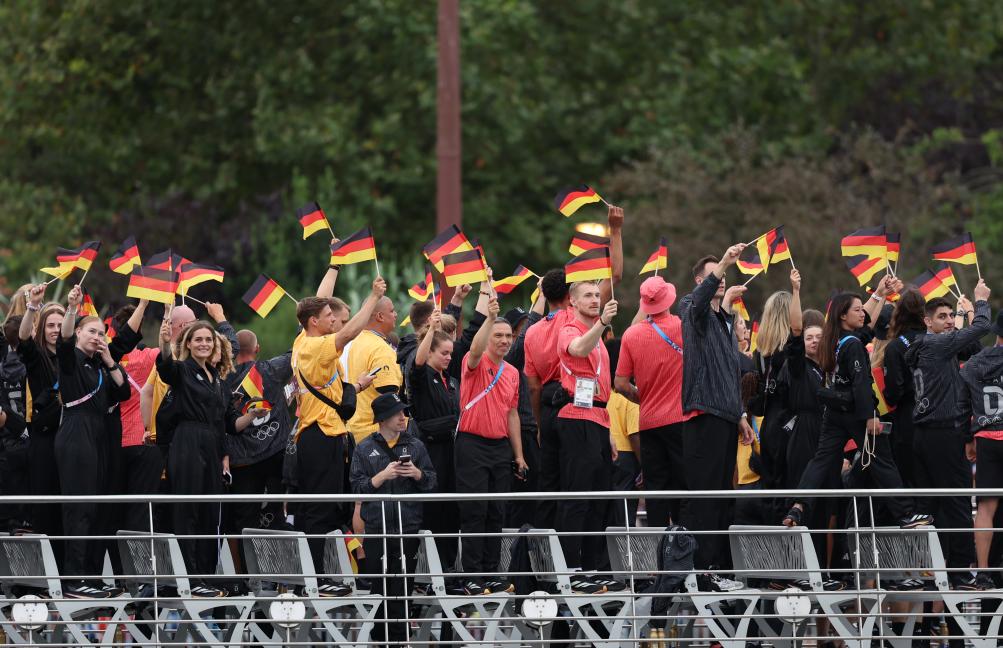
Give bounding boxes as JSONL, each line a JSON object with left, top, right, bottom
{"left": 369, "top": 449, "right": 380, "bottom": 458}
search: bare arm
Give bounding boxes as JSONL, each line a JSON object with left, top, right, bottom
{"left": 863, "top": 274, "right": 892, "bottom": 325}
{"left": 789, "top": 268, "right": 803, "bottom": 336}
{"left": 600, "top": 205, "right": 624, "bottom": 304}
{"left": 528, "top": 374, "right": 542, "bottom": 434}
{"left": 126, "top": 299, "right": 150, "bottom": 333}
{"left": 508, "top": 408, "right": 527, "bottom": 476}
{"left": 335, "top": 278, "right": 387, "bottom": 353}
{"left": 61, "top": 285, "right": 82, "bottom": 341}
{"left": 466, "top": 297, "right": 499, "bottom": 370}
{"left": 567, "top": 300, "right": 617, "bottom": 357}
{"left": 316, "top": 243, "right": 341, "bottom": 298}
{"left": 614, "top": 375, "right": 639, "bottom": 404}
{"left": 415, "top": 308, "right": 441, "bottom": 367}
{"left": 19, "top": 284, "right": 44, "bottom": 341}
{"left": 530, "top": 279, "right": 547, "bottom": 316}
{"left": 140, "top": 380, "right": 155, "bottom": 429}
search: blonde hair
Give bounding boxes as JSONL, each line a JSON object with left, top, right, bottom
{"left": 870, "top": 338, "right": 889, "bottom": 370}
{"left": 440, "top": 314, "right": 458, "bottom": 337}
{"left": 173, "top": 321, "right": 218, "bottom": 363}
{"left": 756, "top": 291, "right": 793, "bottom": 357}
{"left": 3, "top": 284, "right": 33, "bottom": 325}
{"left": 214, "top": 332, "right": 235, "bottom": 379}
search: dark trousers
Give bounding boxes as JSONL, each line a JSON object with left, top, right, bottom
{"left": 507, "top": 427, "right": 540, "bottom": 528}
{"left": 557, "top": 418, "right": 612, "bottom": 571}
{"left": 361, "top": 536, "right": 419, "bottom": 646}
{"left": 295, "top": 424, "right": 346, "bottom": 574}
{"left": 119, "top": 444, "right": 165, "bottom": 532}
{"left": 55, "top": 415, "right": 108, "bottom": 577}
{"left": 682, "top": 414, "right": 738, "bottom": 570}
{"left": 422, "top": 438, "right": 459, "bottom": 571}
{"left": 534, "top": 382, "right": 562, "bottom": 528}
{"left": 914, "top": 425, "right": 975, "bottom": 568}
{"left": 230, "top": 451, "right": 286, "bottom": 570}
{"left": 169, "top": 423, "right": 223, "bottom": 580}
{"left": 639, "top": 423, "right": 686, "bottom": 528}
{"left": 0, "top": 435, "right": 30, "bottom": 527}
{"left": 607, "top": 450, "right": 641, "bottom": 528}
{"left": 455, "top": 432, "right": 511, "bottom": 574}
{"left": 29, "top": 426, "right": 63, "bottom": 566}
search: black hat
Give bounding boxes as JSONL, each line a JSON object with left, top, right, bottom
{"left": 502, "top": 307, "right": 528, "bottom": 329}
{"left": 372, "top": 393, "right": 407, "bottom": 423}
{"left": 993, "top": 311, "right": 1003, "bottom": 338}
{"left": 873, "top": 303, "right": 894, "bottom": 341}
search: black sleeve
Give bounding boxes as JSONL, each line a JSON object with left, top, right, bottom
{"left": 376, "top": 385, "right": 398, "bottom": 395}
{"left": 883, "top": 341, "right": 909, "bottom": 407}
{"left": 686, "top": 273, "right": 721, "bottom": 332}
{"left": 448, "top": 311, "right": 485, "bottom": 380}
{"left": 785, "top": 334, "right": 806, "bottom": 380}
{"left": 109, "top": 324, "right": 143, "bottom": 362}
{"left": 55, "top": 335, "right": 77, "bottom": 374}
{"left": 265, "top": 351, "right": 294, "bottom": 384}
{"left": 505, "top": 312, "right": 542, "bottom": 371}
{"left": 847, "top": 341, "right": 876, "bottom": 420}
{"left": 156, "top": 351, "right": 183, "bottom": 387}
{"left": 216, "top": 321, "right": 240, "bottom": 359}
{"left": 412, "top": 441, "right": 437, "bottom": 492}
{"left": 108, "top": 367, "right": 133, "bottom": 403}
{"left": 444, "top": 302, "right": 463, "bottom": 320}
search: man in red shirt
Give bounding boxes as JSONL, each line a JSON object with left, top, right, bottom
{"left": 615, "top": 276, "right": 693, "bottom": 529}
{"left": 555, "top": 281, "right": 618, "bottom": 593}
{"left": 455, "top": 294, "right": 527, "bottom": 596}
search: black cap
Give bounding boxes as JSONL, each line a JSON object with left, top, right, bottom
{"left": 993, "top": 311, "right": 1003, "bottom": 338}
{"left": 503, "top": 307, "right": 528, "bottom": 329}
{"left": 372, "top": 393, "right": 407, "bottom": 423}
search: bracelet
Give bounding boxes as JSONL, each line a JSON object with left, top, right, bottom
{"left": 479, "top": 291, "right": 491, "bottom": 296}
{"left": 26, "top": 303, "right": 41, "bottom": 312}
{"left": 599, "top": 317, "right": 609, "bottom": 327}
{"left": 870, "top": 293, "right": 883, "bottom": 301}
{"left": 329, "top": 264, "right": 341, "bottom": 271}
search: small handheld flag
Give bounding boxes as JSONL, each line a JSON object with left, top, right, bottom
{"left": 911, "top": 269, "right": 952, "bottom": 301}
{"left": 885, "top": 232, "right": 901, "bottom": 268}
{"left": 872, "top": 367, "right": 895, "bottom": 415}
{"left": 845, "top": 255, "right": 885, "bottom": 287}
{"left": 569, "top": 232, "right": 609, "bottom": 257}
{"left": 329, "top": 227, "right": 377, "bottom": 265}
{"left": 239, "top": 365, "right": 272, "bottom": 410}
{"left": 78, "top": 288, "right": 99, "bottom": 317}
{"left": 442, "top": 249, "right": 488, "bottom": 287}
{"left": 109, "top": 237, "right": 142, "bottom": 275}
{"left": 565, "top": 247, "right": 613, "bottom": 283}
{"left": 242, "top": 274, "right": 288, "bottom": 318}
{"left": 41, "top": 241, "right": 102, "bottom": 280}
{"left": 639, "top": 238, "right": 668, "bottom": 275}
{"left": 736, "top": 246, "right": 766, "bottom": 277}
{"left": 146, "top": 250, "right": 190, "bottom": 272}
{"left": 749, "top": 321, "right": 760, "bottom": 354}
{"left": 423, "top": 225, "right": 474, "bottom": 272}
{"left": 408, "top": 266, "right": 435, "bottom": 302}
{"left": 127, "top": 266, "right": 179, "bottom": 304}
{"left": 841, "top": 226, "right": 887, "bottom": 259}
{"left": 493, "top": 266, "right": 534, "bottom": 295}
{"left": 930, "top": 232, "right": 980, "bottom": 279}
{"left": 554, "top": 185, "right": 603, "bottom": 217}
{"left": 178, "top": 263, "right": 225, "bottom": 294}
{"left": 732, "top": 297, "right": 750, "bottom": 322}
{"left": 297, "top": 202, "right": 332, "bottom": 239}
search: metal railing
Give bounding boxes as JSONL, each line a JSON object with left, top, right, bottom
{"left": 0, "top": 488, "right": 1001, "bottom": 646}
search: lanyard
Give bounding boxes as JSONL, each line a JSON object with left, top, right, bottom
{"left": 647, "top": 317, "right": 683, "bottom": 355}
{"left": 462, "top": 361, "right": 507, "bottom": 413}
{"left": 63, "top": 369, "right": 103, "bottom": 409}
{"left": 899, "top": 335, "right": 911, "bottom": 348}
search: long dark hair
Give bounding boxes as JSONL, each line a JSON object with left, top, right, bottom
{"left": 819, "top": 293, "right": 861, "bottom": 373}
{"left": 889, "top": 288, "right": 925, "bottom": 338}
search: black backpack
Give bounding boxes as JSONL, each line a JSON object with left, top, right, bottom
{"left": 648, "top": 524, "right": 696, "bottom": 616}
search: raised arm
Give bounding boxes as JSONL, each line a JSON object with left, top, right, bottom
{"left": 205, "top": 302, "right": 240, "bottom": 358}
{"left": 863, "top": 274, "right": 893, "bottom": 325}
{"left": 599, "top": 205, "right": 624, "bottom": 304}
{"left": 61, "top": 284, "right": 82, "bottom": 341}
{"left": 466, "top": 296, "right": 499, "bottom": 370}
{"left": 335, "top": 277, "right": 387, "bottom": 353}
{"left": 789, "top": 268, "right": 803, "bottom": 336}
{"left": 316, "top": 240, "right": 341, "bottom": 298}
{"left": 946, "top": 281, "right": 992, "bottom": 356}
{"left": 415, "top": 308, "right": 441, "bottom": 367}
{"left": 19, "top": 284, "right": 44, "bottom": 342}
{"left": 567, "top": 300, "right": 617, "bottom": 357}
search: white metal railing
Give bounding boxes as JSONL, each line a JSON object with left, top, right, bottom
{"left": 0, "top": 488, "right": 1000, "bottom": 646}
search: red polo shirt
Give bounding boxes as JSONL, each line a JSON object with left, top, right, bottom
{"left": 458, "top": 352, "right": 520, "bottom": 439}
{"left": 617, "top": 313, "right": 695, "bottom": 431}
{"left": 557, "top": 316, "right": 611, "bottom": 427}
{"left": 524, "top": 308, "right": 572, "bottom": 384}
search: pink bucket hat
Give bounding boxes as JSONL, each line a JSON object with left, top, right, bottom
{"left": 639, "top": 276, "right": 677, "bottom": 315}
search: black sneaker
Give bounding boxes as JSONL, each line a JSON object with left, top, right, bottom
{"left": 317, "top": 580, "right": 352, "bottom": 597}
{"left": 65, "top": 582, "right": 112, "bottom": 599}
{"left": 887, "top": 578, "right": 925, "bottom": 591}
{"left": 899, "top": 513, "right": 934, "bottom": 529}
{"left": 949, "top": 573, "right": 979, "bottom": 591}
{"left": 975, "top": 573, "right": 996, "bottom": 591}
{"left": 590, "top": 575, "right": 626, "bottom": 592}
{"left": 482, "top": 577, "right": 514, "bottom": 594}
{"left": 569, "top": 574, "right": 606, "bottom": 594}
{"left": 99, "top": 582, "right": 123, "bottom": 597}
{"left": 190, "top": 584, "right": 226, "bottom": 598}
{"left": 463, "top": 579, "right": 487, "bottom": 596}
{"left": 697, "top": 573, "right": 743, "bottom": 592}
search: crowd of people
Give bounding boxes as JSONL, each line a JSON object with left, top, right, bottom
{"left": 1, "top": 207, "right": 1001, "bottom": 645}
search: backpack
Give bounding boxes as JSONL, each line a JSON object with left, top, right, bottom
{"left": 648, "top": 524, "right": 696, "bottom": 616}
{"left": 507, "top": 524, "right": 538, "bottom": 594}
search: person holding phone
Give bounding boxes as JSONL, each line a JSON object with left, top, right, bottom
{"left": 350, "top": 392, "right": 436, "bottom": 646}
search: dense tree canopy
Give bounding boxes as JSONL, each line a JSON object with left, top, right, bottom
{"left": 2, "top": 1, "right": 1002, "bottom": 353}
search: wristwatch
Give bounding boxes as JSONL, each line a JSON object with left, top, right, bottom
{"left": 870, "top": 293, "right": 882, "bottom": 302}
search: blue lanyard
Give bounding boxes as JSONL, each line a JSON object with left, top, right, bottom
{"left": 63, "top": 369, "right": 103, "bottom": 408}
{"left": 647, "top": 318, "right": 683, "bottom": 355}
{"left": 750, "top": 416, "right": 761, "bottom": 444}
{"left": 460, "top": 362, "right": 507, "bottom": 416}
{"left": 899, "top": 335, "right": 911, "bottom": 348}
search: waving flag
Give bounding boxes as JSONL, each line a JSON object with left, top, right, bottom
{"left": 569, "top": 232, "right": 609, "bottom": 257}
{"left": 109, "top": 236, "right": 142, "bottom": 275}
{"left": 732, "top": 297, "right": 750, "bottom": 322}
{"left": 178, "top": 263, "right": 225, "bottom": 294}
{"left": 242, "top": 274, "right": 287, "bottom": 318}
{"left": 736, "top": 245, "right": 766, "bottom": 276}
{"left": 442, "top": 249, "right": 488, "bottom": 287}
{"left": 146, "top": 250, "right": 190, "bottom": 272}
{"left": 239, "top": 365, "right": 272, "bottom": 410}
{"left": 872, "top": 367, "right": 895, "bottom": 415}
{"left": 930, "top": 232, "right": 978, "bottom": 265}
{"left": 565, "top": 247, "right": 612, "bottom": 283}
{"left": 749, "top": 321, "right": 760, "bottom": 353}
{"left": 845, "top": 255, "right": 885, "bottom": 287}
{"left": 297, "top": 202, "right": 331, "bottom": 239}
{"left": 127, "top": 267, "right": 179, "bottom": 304}
{"left": 423, "top": 225, "right": 474, "bottom": 272}
{"left": 885, "top": 232, "right": 901, "bottom": 265}
{"left": 841, "top": 226, "right": 887, "bottom": 259}
{"left": 329, "top": 227, "right": 377, "bottom": 265}
{"left": 554, "top": 185, "right": 602, "bottom": 217}
{"left": 493, "top": 266, "right": 533, "bottom": 295}
{"left": 41, "top": 241, "right": 102, "bottom": 278}
{"left": 78, "top": 288, "right": 99, "bottom": 318}
{"left": 408, "top": 266, "right": 435, "bottom": 302}
{"left": 639, "top": 238, "right": 668, "bottom": 275}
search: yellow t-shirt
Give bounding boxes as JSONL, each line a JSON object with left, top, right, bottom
{"left": 144, "top": 349, "right": 173, "bottom": 442}
{"left": 292, "top": 330, "right": 347, "bottom": 438}
{"left": 347, "top": 329, "right": 403, "bottom": 445}
{"left": 386, "top": 436, "right": 399, "bottom": 449}
{"left": 606, "top": 392, "right": 638, "bottom": 453}
{"left": 736, "top": 416, "right": 763, "bottom": 485}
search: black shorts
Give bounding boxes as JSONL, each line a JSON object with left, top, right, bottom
{"left": 976, "top": 437, "right": 1003, "bottom": 493}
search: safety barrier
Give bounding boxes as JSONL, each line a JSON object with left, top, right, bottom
{"left": 0, "top": 488, "right": 1001, "bottom": 646}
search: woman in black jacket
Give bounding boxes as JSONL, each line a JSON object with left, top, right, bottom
{"left": 408, "top": 307, "right": 461, "bottom": 568}
{"left": 55, "top": 285, "right": 131, "bottom": 598}
{"left": 783, "top": 292, "right": 932, "bottom": 529}
{"left": 156, "top": 314, "right": 263, "bottom": 596}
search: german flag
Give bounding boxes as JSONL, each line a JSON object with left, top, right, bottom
{"left": 565, "top": 247, "right": 612, "bottom": 283}
{"left": 78, "top": 288, "right": 98, "bottom": 318}
{"left": 239, "top": 365, "right": 272, "bottom": 410}
{"left": 749, "top": 321, "right": 760, "bottom": 353}
{"left": 178, "top": 263, "right": 225, "bottom": 294}
{"left": 127, "top": 266, "right": 179, "bottom": 305}
{"left": 408, "top": 266, "right": 435, "bottom": 302}
{"left": 146, "top": 250, "right": 190, "bottom": 272}
{"left": 329, "top": 227, "right": 377, "bottom": 265}
{"left": 423, "top": 225, "right": 473, "bottom": 272}
{"left": 732, "top": 297, "right": 750, "bottom": 322}
{"left": 569, "top": 232, "right": 609, "bottom": 257}
{"left": 494, "top": 265, "right": 533, "bottom": 295}
{"left": 41, "top": 241, "right": 102, "bottom": 278}
{"left": 554, "top": 185, "right": 602, "bottom": 217}
{"left": 841, "top": 226, "right": 887, "bottom": 259}
{"left": 530, "top": 285, "right": 541, "bottom": 305}
{"left": 930, "top": 232, "right": 978, "bottom": 265}
{"left": 845, "top": 254, "right": 885, "bottom": 287}
{"left": 104, "top": 316, "right": 116, "bottom": 344}
{"left": 911, "top": 269, "right": 952, "bottom": 301}
{"left": 872, "top": 367, "right": 895, "bottom": 415}
{"left": 639, "top": 238, "right": 668, "bottom": 275}
{"left": 442, "top": 249, "right": 488, "bottom": 287}
{"left": 242, "top": 274, "right": 287, "bottom": 318}
{"left": 932, "top": 261, "right": 959, "bottom": 292}
{"left": 297, "top": 202, "right": 330, "bottom": 240}
{"left": 736, "top": 244, "right": 766, "bottom": 276}
{"left": 762, "top": 226, "right": 791, "bottom": 265}
{"left": 109, "top": 236, "right": 141, "bottom": 275}
{"left": 885, "top": 232, "right": 901, "bottom": 264}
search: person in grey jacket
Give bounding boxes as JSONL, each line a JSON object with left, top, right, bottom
{"left": 350, "top": 392, "right": 436, "bottom": 646}
{"left": 906, "top": 279, "right": 991, "bottom": 588}
{"left": 678, "top": 243, "right": 754, "bottom": 576}
{"left": 961, "top": 311, "right": 1003, "bottom": 588}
